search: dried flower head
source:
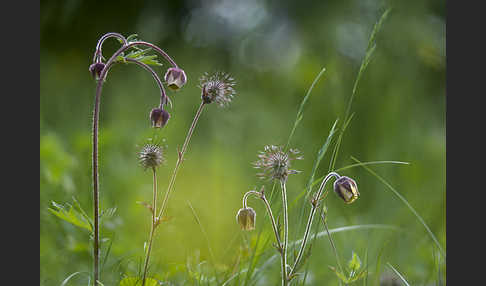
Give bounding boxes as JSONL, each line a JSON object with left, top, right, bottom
{"left": 333, "top": 176, "right": 359, "bottom": 204}
{"left": 236, "top": 207, "right": 256, "bottom": 231}
{"left": 199, "top": 72, "right": 236, "bottom": 107}
{"left": 150, "top": 107, "right": 170, "bottom": 128}
{"left": 254, "top": 145, "right": 303, "bottom": 181}
{"left": 164, "top": 67, "right": 187, "bottom": 90}
{"left": 138, "top": 143, "right": 164, "bottom": 170}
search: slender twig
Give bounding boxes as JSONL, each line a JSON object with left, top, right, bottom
{"left": 156, "top": 101, "right": 206, "bottom": 220}
{"left": 141, "top": 168, "right": 158, "bottom": 286}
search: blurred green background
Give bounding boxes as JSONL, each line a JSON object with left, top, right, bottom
{"left": 40, "top": 0, "right": 445, "bottom": 285}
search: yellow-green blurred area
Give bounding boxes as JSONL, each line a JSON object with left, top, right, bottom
{"left": 40, "top": 0, "right": 445, "bottom": 285}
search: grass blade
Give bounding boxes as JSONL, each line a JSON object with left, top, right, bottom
{"left": 386, "top": 263, "right": 410, "bottom": 286}
{"left": 285, "top": 67, "right": 327, "bottom": 150}
{"left": 351, "top": 156, "right": 445, "bottom": 257}
{"left": 328, "top": 8, "right": 391, "bottom": 172}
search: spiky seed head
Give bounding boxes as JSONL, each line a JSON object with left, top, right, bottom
{"left": 236, "top": 207, "right": 256, "bottom": 231}
{"left": 254, "top": 145, "right": 303, "bottom": 181}
{"left": 333, "top": 176, "right": 359, "bottom": 204}
{"left": 138, "top": 143, "right": 164, "bottom": 170}
{"left": 150, "top": 107, "right": 170, "bottom": 128}
{"left": 199, "top": 72, "right": 236, "bottom": 107}
{"left": 89, "top": 62, "right": 105, "bottom": 80}
{"left": 164, "top": 67, "right": 187, "bottom": 90}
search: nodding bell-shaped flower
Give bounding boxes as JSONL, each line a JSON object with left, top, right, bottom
{"left": 236, "top": 207, "right": 256, "bottom": 231}
{"left": 333, "top": 176, "right": 359, "bottom": 204}
{"left": 89, "top": 62, "right": 105, "bottom": 80}
{"left": 164, "top": 67, "right": 187, "bottom": 90}
{"left": 150, "top": 107, "right": 170, "bottom": 128}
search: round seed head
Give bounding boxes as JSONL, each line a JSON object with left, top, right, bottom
{"left": 333, "top": 176, "right": 359, "bottom": 204}
{"left": 254, "top": 145, "right": 303, "bottom": 181}
{"left": 138, "top": 143, "right": 164, "bottom": 170}
{"left": 199, "top": 72, "right": 236, "bottom": 107}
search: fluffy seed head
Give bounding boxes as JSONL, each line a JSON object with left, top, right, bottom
{"left": 138, "top": 143, "right": 164, "bottom": 170}
{"left": 254, "top": 145, "right": 303, "bottom": 181}
{"left": 199, "top": 72, "right": 236, "bottom": 107}
{"left": 236, "top": 207, "right": 256, "bottom": 231}
{"left": 333, "top": 176, "right": 359, "bottom": 204}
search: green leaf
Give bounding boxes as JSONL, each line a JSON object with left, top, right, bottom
{"left": 348, "top": 251, "right": 362, "bottom": 273}
{"left": 138, "top": 55, "right": 163, "bottom": 66}
{"left": 126, "top": 34, "right": 139, "bottom": 42}
{"left": 49, "top": 201, "right": 92, "bottom": 232}
{"left": 119, "top": 277, "right": 159, "bottom": 286}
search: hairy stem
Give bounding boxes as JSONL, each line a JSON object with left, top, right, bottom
{"left": 280, "top": 180, "right": 289, "bottom": 286}
{"left": 288, "top": 172, "right": 340, "bottom": 277}
{"left": 157, "top": 101, "right": 206, "bottom": 220}
{"left": 142, "top": 168, "right": 158, "bottom": 286}
{"left": 90, "top": 33, "right": 179, "bottom": 285}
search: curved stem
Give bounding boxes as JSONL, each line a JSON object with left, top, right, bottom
{"left": 242, "top": 190, "right": 261, "bottom": 208}
{"left": 280, "top": 180, "right": 289, "bottom": 286}
{"left": 92, "top": 32, "right": 127, "bottom": 62}
{"left": 125, "top": 58, "right": 169, "bottom": 107}
{"left": 288, "top": 172, "right": 341, "bottom": 277}
{"left": 90, "top": 37, "right": 179, "bottom": 286}
{"left": 157, "top": 101, "right": 206, "bottom": 220}
{"left": 260, "top": 193, "right": 282, "bottom": 248}
{"left": 142, "top": 168, "right": 158, "bottom": 286}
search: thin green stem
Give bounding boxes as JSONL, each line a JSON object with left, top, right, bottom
{"left": 142, "top": 168, "right": 158, "bottom": 286}
{"left": 157, "top": 101, "right": 206, "bottom": 220}
{"left": 321, "top": 213, "right": 344, "bottom": 278}
{"left": 288, "top": 172, "right": 340, "bottom": 277}
{"left": 280, "top": 180, "right": 289, "bottom": 286}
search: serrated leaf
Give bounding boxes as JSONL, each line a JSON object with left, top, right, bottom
{"left": 126, "top": 34, "right": 139, "bottom": 42}
{"left": 49, "top": 201, "right": 92, "bottom": 232}
{"left": 119, "top": 277, "right": 159, "bottom": 286}
{"left": 138, "top": 55, "right": 163, "bottom": 66}
{"left": 125, "top": 48, "right": 152, "bottom": 59}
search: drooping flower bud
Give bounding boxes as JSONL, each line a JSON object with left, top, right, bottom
{"left": 333, "top": 176, "right": 359, "bottom": 204}
{"left": 150, "top": 107, "right": 170, "bottom": 128}
{"left": 236, "top": 207, "right": 256, "bottom": 231}
{"left": 164, "top": 67, "right": 187, "bottom": 90}
{"left": 89, "top": 62, "right": 105, "bottom": 80}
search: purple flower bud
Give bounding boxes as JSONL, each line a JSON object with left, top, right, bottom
{"left": 333, "top": 176, "right": 359, "bottom": 204}
{"left": 164, "top": 67, "right": 187, "bottom": 90}
{"left": 89, "top": 62, "right": 105, "bottom": 80}
{"left": 236, "top": 207, "right": 256, "bottom": 231}
{"left": 150, "top": 107, "right": 170, "bottom": 128}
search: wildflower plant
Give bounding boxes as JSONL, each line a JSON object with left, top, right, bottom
{"left": 50, "top": 33, "right": 239, "bottom": 286}
{"left": 238, "top": 143, "right": 359, "bottom": 285}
